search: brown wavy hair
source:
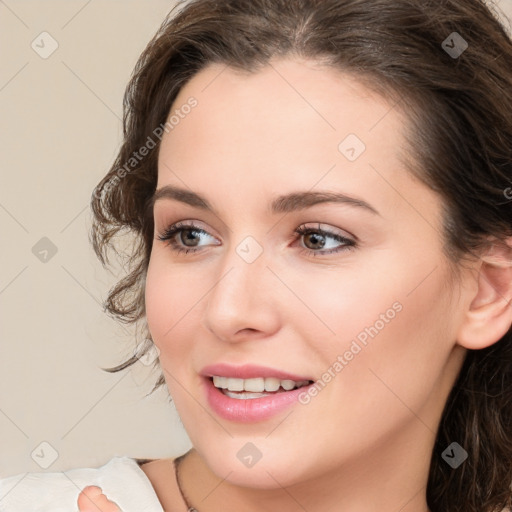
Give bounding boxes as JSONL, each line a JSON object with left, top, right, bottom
{"left": 90, "top": 0, "right": 512, "bottom": 510}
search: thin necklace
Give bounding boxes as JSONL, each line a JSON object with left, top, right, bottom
{"left": 174, "top": 453, "right": 200, "bottom": 512}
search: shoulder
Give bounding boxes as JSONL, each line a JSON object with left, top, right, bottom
{"left": 0, "top": 456, "right": 164, "bottom": 512}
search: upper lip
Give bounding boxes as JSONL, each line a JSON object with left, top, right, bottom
{"left": 200, "top": 363, "right": 314, "bottom": 382}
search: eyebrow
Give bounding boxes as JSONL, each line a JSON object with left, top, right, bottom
{"left": 151, "top": 185, "right": 380, "bottom": 216}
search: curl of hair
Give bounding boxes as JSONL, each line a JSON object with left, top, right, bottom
{"left": 90, "top": 1, "right": 512, "bottom": 510}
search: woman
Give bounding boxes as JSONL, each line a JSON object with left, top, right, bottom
{"left": 2, "top": 0, "right": 511, "bottom": 511}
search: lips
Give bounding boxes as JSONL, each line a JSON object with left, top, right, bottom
{"left": 200, "top": 363, "right": 314, "bottom": 382}
{"left": 200, "top": 363, "right": 316, "bottom": 423}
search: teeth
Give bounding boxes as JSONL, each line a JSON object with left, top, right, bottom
{"left": 264, "top": 377, "right": 280, "bottom": 392}
{"left": 244, "top": 378, "right": 265, "bottom": 392}
{"left": 213, "top": 376, "right": 229, "bottom": 389}
{"left": 224, "top": 391, "right": 268, "bottom": 400}
{"left": 281, "top": 379, "right": 296, "bottom": 391}
{"left": 212, "top": 376, "right": 310, "bottom": 393}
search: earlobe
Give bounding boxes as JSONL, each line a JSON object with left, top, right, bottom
{"left": 457, "top": 238, "right": 512, "bottom": 350}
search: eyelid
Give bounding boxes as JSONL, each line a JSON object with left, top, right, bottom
{"left": 297, "top": 222, "right": 356, "bottom": 240}
{"left": 157, "top": 220, "right": 220, "bottom": 243}
{"left": 157, "top": 218, "right": 218, "bottom": 236}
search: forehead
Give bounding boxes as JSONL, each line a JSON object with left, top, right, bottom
{"left": 164, "top": 58, "right": 404, "bottom": 153}
{"left": 156, "top": 58, "right": 437, "bottom": 225}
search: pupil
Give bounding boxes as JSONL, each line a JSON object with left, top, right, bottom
{"left": 306, "top": 233, "right": 325, "bottom": 249}
{"left": 182, "top": 229, "right": 200, "bottom": 247}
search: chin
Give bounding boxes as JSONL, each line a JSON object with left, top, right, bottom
{"left": 220, "top": 463, "right": 304, "bottom": 489}
{"left": 197, "top": 442, "right": 310, "bottom": 489}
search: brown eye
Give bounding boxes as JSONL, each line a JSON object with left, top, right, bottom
{"left": 295, "top": 225, "right": 356, "bottom": 256}
{"left": 157, "top": 221, "right": 219, "bottom": 255}
{"left": 179, "top": 228, "right": 202, "bottom": 247}
{"left": 303, "top": 232, "right": 327, "bottom": 250}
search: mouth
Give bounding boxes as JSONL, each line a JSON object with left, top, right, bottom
{"left": 210, "top": 376, "right": 314, "bottom": 400}
{"left": 200, "top": 363, "right": 316, "bottom": 422}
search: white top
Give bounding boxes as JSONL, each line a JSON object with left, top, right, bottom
{"left": 0, "top": 456, "right": 164, "bottom": 512}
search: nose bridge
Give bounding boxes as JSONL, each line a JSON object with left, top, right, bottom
{"left": 202, "top": 236, "right": 278, "bottom": 340}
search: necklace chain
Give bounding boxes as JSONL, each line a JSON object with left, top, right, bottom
{"left": 174, "top": 453, "right": 200, "bottom": 512}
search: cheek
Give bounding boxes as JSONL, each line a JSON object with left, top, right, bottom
{"left": 290, "top": 267, "right": 457, "bottom": 455}
{"left": 145, "top": 254, "right": 190, "bottom": 351}
{"left": 145, "top": 252, "right": 211, "bottom": 362}
{"left": 145, "top": 256, "right": 167, "bottom": 342}
{"left": 145, "top": 255, "right": 202, "bottom": 401}
{"left": 327, "top": 262, "right": 457, "bottom": 421}
{"left": 292, "top": 253, "right": 456, "bottom": 395}
{"left": 274, "top": 260, "right": 404, "bottom": 360}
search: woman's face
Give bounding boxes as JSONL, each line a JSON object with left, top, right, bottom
{"left": 146, "top": 58, "right": 469, "bottom": 488}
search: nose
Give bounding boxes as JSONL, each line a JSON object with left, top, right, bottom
{"left": 201, "top": 244, "right": 281, "bottom": 343}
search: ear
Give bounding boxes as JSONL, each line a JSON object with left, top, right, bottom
{"left": 457, "top": 238, "right": 512, "bottom": 350}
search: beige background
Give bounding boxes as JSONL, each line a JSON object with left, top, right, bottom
{"left": 0, "top": 0, "right": 511, "bottom": 479}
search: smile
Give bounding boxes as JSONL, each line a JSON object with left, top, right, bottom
{"left": 212, "top": 375, "right": 311, "bottom": 400}
{"left": 200, "top": 363, "right": 316, "bottom": 422}
{"left": 211, "top": 376, "right": 312, "bottom": 399}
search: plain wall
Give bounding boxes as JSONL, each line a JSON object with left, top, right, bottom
{"left": 0, "top": 1, "right": 192, "bottom": 478}
{"left": 0, "top": 0, "right": 511, "bottom": 478}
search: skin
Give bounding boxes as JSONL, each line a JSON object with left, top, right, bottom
{"left": 77, "top": 57, "right": 512, "bottom": 511}
{"left": 77, "top": 486, "right": 120, "bottom": 512}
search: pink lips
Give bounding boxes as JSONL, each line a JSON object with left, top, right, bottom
{"left": 200, "top": 363, "right": 313, "bottom": 381}
{"left": 200, "top": 363, "right": 314, "bottom": 423}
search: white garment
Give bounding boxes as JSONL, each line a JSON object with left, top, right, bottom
{"left": 0, "top": 456, "right": 164, "bottom": 512}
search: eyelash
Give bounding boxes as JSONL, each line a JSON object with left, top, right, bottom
{"left": 157, "top": 221, "right": 356, "bottom": 257}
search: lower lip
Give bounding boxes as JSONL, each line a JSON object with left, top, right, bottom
{"left": 203, "top": 377, "right": 312, "bottom": 423}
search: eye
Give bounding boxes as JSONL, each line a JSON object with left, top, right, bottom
{"left": 157, "top": 221, "right": 219, "bottom": 255}
{"left": 157, "top": 221, "right": 356, "bottom": 257}
{"left": 294, "top": 223, "right": 356, "bottom": 256}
